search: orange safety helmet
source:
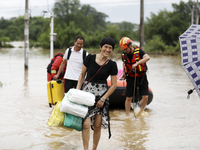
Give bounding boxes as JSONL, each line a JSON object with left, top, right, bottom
{"left": 119, "top": 37, "right": 133, "bottom": 50}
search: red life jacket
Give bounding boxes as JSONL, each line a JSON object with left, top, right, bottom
{"left": 122, "top": 47, "right": 146, "bottom": 77}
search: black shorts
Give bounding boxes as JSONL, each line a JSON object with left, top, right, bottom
{"left": 64, "top": 79, "right": 78, "bottom": 93}
{"left": 126, "top": 75, "right": 149, "bottom": 97}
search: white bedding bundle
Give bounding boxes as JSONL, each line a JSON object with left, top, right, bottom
{"left": 60, "top": 97, "right": 88, "bottom": 118}
{"left": 67, "top": 89, "right": 95, "bottom": 106}
{"left": 60, "top": 89, "right": 95, "bottom": 118}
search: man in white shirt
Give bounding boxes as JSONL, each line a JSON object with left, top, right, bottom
{"left": 54, "top": 36, "right": 88, "bottom": 93}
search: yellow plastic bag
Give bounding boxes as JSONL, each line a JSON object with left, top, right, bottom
{"left": 47, "top": 100, "right": 64, "bottom": 126}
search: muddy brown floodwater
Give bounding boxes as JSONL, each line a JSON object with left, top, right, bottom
{"left": 1, "top": 42, "right": 200, "bottom": 150}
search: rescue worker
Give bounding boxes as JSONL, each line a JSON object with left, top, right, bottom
{"left": 47, "top": 53, "right": 66, "bottom": 82}
{"left": 119, "top": 37, "right": 150, "bottom": 116}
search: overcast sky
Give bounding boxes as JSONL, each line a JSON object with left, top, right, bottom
{"left": 0, "top": 0, "right": 189, "bottom": 24}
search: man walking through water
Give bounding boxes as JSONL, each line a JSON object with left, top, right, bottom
{"left": 54, "top": 36, "right": 88, "bottom": 93}
{"left": 119, "top": 37, "right": 150, "bottom": 116}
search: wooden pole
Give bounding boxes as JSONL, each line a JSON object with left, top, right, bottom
{"left": 24, "top": 0, "right": 29, "bottom": 69}
{"left": 196, "top": 0, "right": 199, "bottom": 24}
{"left": 140, "top": 0, "right": 144, "bottom": 50}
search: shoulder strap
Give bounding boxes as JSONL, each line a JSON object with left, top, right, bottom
{"left": 67, "top": 48, "right": 87, "bottom": 60}
{"left": 83, "top": 50, "right": 87, "bottom": 60}
{"left": 121, "top": 52, "right": 127, "bottom": 63}
{"left": 67, "top": 48, "right": 72, "bottom": 60}
{"left": 59, "top": 53, "right": 64, "bottom": 57}
{"left": 55, "top": 53, "right": 64, "bottom": 58}
{"left": 82, "top": 59, "right": 110, "bottom": 89}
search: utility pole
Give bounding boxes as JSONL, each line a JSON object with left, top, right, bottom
{"left": 196, "top": 0, "right": 199, "bottom": 24}
{"left": 42, "top": 11, "right": 57, "bottom": 60}
{"left": 140, "top": 0, "right": 144, "bottom": 50}
{"left": 50, "top": 12, "right": 54, "bottom": 59}
{"left": 191, "top": 2, "right": 194, "bottom": 24}
{"left": 24, "top": 0, "right": 29, "bottom": 69}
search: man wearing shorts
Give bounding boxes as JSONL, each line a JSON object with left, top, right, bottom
{"left": 119, "top": 37, "right": 150, "bottom": 116}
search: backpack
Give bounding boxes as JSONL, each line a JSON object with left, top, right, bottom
{"left": 47, "top": 48, "right": 87, "bottom": 74}
{"left": 47, "top": 53, "right": 64, "bottom": 74}
{"left": 67, "top": 47, "right": 87, "bottom": 60}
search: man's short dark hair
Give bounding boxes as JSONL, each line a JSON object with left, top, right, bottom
{"left": 75, "top": 36, "right": 85, "bottom": 43}
{"left": 100, "top": 37, "right": 115, "bottom": 50}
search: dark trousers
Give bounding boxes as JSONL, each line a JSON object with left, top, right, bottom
{"left": 64, "top": 79, "right": 78, "bottom": 93}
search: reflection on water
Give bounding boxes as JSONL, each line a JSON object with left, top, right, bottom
{"left": 1, "top": 45, "right": 200, "bottom": 150}
{"left": 24, "top": 69, "right": 29, "bottom": 97}
{"left": 108, "top": 109, "right": 151, "bottom": 150}
{"left": 121, "top": 118, "right": 148, "bottom": 149}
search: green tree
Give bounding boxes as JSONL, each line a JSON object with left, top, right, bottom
{"left": 54, "top": 22, "right": 83, "bottom": 49}
{"left": 53, "top": 0, "right": 108, "bottom": 33}
{"left": 85, "top": 31, "right": 102, "bottom": 48}
{"left": 169, "top": 1, "right": 191, "bottom": 45}
{"left": 36, "top": 17, "right": 52, "bottom": 48}
{"left": 13, "top": 17, "right": 24, "bottom": 40}
{"left": 53, "top": 0, "right": 81, "bottom": 26}
{"left": 145, "top": 10, "right": 171, "bottom": 45}
{"left": 38, "top": 28, "right": 50, "bottom": 49}
{"left": 102, "top": 25, "right": 120, "bottom": 47}
{"left": 144, "top": 35, "right": 166, "bottom": 52}
{"left": 0, "top": 17, "right": 12, "bottom": 30}
{"left": 0, "top": 36, "right": 12, "bottom": 47}
{"left": 29, "top": 17, "right": 47, "bottom": 41}
{"left": 108, "top": 21, "right": 139, "bottom": 42}
{"left": 6, "top": 25, "right": 21, "bottom": 41}
{"left": 74, "top": 4, "right": 94, "bottom": 32}
{"left": 144, "top": 1, "right": 191, "bottom": 48}
{"left": 91, "top": 11, "right": 107, "bottom": 32}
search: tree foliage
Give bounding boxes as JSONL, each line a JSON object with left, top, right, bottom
{"left": 144, "top": 1, "right": 192, "bottom": 48}
{"left": 54, "top": 22, "right": 84, "bottom": 49}
{"left": 0, "top": 0, "right": 198, "bottom": 54}
{"left": 53, "top": 0, "right": 81, "bottom": 26}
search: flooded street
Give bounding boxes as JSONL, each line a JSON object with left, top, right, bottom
{"left": 1, "top": 42, "right": 200, "bottom": 150}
